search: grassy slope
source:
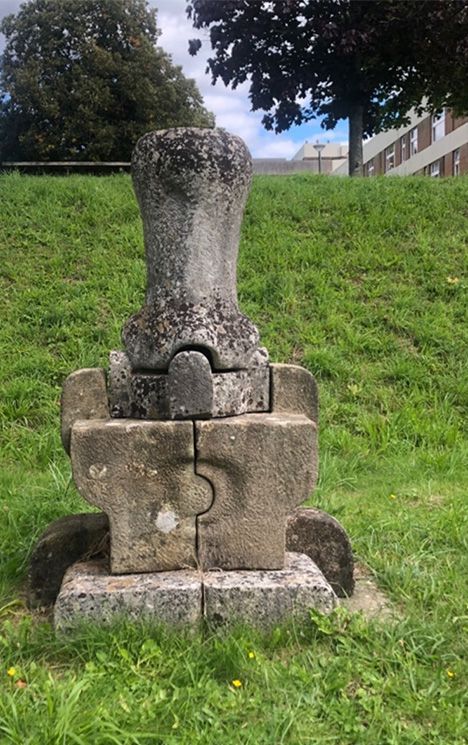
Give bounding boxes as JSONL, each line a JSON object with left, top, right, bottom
{"left": 0, "top": 172, "right": 466, "bottom": 744}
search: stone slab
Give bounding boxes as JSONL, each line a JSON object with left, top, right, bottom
{"left": 70, "top": 419, "right": 213, "bottom": 573}
{"left": 61, "top": 368, "right": 109, "bottom": 453}
{"left": 286, "top": 508, "right": 354, "bottom": 597}
{"left": 54, "top": 554, "right": 336, "bottom": 631}
{"left": 107, "top": 349, "right": 270, "bottom": 420}
{"left": 270, "top": 363, "right": 318, "bottom": 423}
{"left": 27, "top": 512, "right": 109, "bottom": 609}
{"left": 54, "top": 560, "right": 202, "bottom": 630}
{"left": 195, "top": 413, "right": 318, "bottom": 570}
{"left": 203, "top": 553, "right": 337, "bottom": 627}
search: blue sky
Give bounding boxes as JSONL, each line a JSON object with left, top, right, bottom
{"left": 0, "top": 0, "right": 348, "bottom": 158}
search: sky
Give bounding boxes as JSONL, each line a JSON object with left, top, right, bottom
{"left": 0, "top": 0, "right": 348, "bottom": 158}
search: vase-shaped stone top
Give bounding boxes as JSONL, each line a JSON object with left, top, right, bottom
{"left": 122, "top": 127, "right": 263, "bottom": 372}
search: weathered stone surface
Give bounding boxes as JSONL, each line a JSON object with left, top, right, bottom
{"left": 108, "top": 351, "right": 132, "bottom": 417}
{"left": 54, "top": 560, "right": 202, "bottom": 630}
{"left": 129, "top": 371, "right": 168, "bottom": 419}
{"left": 107, "top": 349, "right": 270, "bottom": 420}
{"left": 61, "top": 368, "right": 109, "bottom": 453}
{"left": 195, "top": 413, "right": 317, "bottom": 570}
{"left": 203, "top": 553, "right": 337, "bottom": 627}
{"left": 211, "top": 348, "right": 270, "bottom": 418}
{"left": 122, "top": 128, "right": 262, "bottom": 371}
{"left": 70, "top": 419, "right": 213, "bottom": 573}
{"left": 286, "top": 508, "right": 354, "bottom": 597}
{"left": 28, "top": 513, "right": 109, "bottom": 609}
{"left": 271, "top": 364, "right": 318, "bottom": 423}
{"left": 168, "top": 351, "right": 214, "bottom": 419}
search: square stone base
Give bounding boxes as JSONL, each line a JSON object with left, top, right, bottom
{"left": 54, "top": 553, "right": 337, "bottom": 631}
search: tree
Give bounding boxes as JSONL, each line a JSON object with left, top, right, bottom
{"left": 0, "top": 0, "right": 214, "bottom": 161}
{"left": 187, "top": 0, "right": 468, "bottom": 176}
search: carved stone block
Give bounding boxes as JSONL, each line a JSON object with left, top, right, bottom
{"left": 70, "top": 419, "right": 213, "bottom": 573}
{"left": 61, "top": 368, "right": 109, "bottom": 453}
{"left": 195, "top": 413, "right": 317, "bottom": 570}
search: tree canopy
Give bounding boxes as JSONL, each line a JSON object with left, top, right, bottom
{"left": 188, "top": 0, "right": 468, "bottom": 175}
{"left": 0, "top": 0, "right": 214, "bottom": 161}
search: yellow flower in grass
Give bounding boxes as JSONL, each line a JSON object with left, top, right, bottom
{"left": 389, "top": 494, "right": 397, "bottom": 500}
{"left": 446, "top": 669, "right": 455, "bottom": 678}
{"left": 231, "top": 679, "right": 242, "bottom": 688}
{"left": 248, "top": 651, "right": 255, "bottom": 659}
{"left": 7, "top": 667, "right": 16, "bottom": 677}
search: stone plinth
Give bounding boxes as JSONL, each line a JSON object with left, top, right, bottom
{"left": 54, "top": 554, "right": 337, "bottom": 631}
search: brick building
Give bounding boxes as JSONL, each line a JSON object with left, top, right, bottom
{"left": 362, "top": 108, "right": 468, "bottom": 177}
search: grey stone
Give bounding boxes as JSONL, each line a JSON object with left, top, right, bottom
{"left": 195, "top": 413, "right": 318, "bottom": 570}
{"left": 107, "top": 349, "right": 270, "bottom": 420}
{"left": 211, "top": 355, "right": 270, "bottom": 418}
{"left": 54, "top": 560, "right": 202, "bottom": 630}
{"left": 122, "top": 128, "right": 263, "bottom": 371}
{"left": 70, "top": 419, "right": 213, "bottom": 573}
{"left": 129, "top": 371, "right": 168, "bottom": 419}
{"left": 108, "top": 351, "right": 132, "bottom": 417}
{"left": 61, "top": 368, "right": 109, "bottom": 453}
{"left": 168, "top": 351, "right": 213, "bottom": 419}
{"left": 203, "top": 553, "right": 337, "bottom": 628}
{"left": 286, "top": 508, "right": 354, "bottom": 597}
{"left": 28, "top": 513, "right": 109, "bottom": 609}
{"left": 271, "top": 363, "right": 318, "bottom": 423}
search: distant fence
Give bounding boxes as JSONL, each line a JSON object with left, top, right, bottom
{"left": 0, "top": 161, "right": 131, "bottom": 175}
{"left": 0, "top": 159, "right": 320, "bottom": 176}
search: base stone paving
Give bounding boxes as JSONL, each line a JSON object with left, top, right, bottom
{"left": 54, "top": 553, "right": 337, "bottom": 630}
{"left": 203, "top": 553, "right": 337, "bottom": 627}
{"left": 54, "top": 560, "right": 202, "bottom": 630}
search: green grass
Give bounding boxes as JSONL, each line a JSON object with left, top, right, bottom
{"left": 0, "top": 172, "right": 467, "bottom": 743}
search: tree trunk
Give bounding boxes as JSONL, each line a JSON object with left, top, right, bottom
{"left": 348, "top": 103, "right": 364, "bottom": 176}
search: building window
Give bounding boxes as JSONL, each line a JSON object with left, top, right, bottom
{"left": 432, "top": 110, "right": 445, "bottom": 142}
{"left": 429, "top": 160, "right": 441, "bottom": 178}
{"left": 384, "top": 145, "right": 395, "bottom": 172}
{"left": 409, "top": 127, "right": 418, "bottom": 157}
{"left": 367, "top": 159, "right": 375, "bottom": 176}
{"left": 453, "top": 149, "right": 461, "bottom": 176}
{"left": 400, "top": 135, "right": 407, "bottom": 161}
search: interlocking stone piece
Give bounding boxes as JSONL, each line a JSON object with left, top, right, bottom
{"left": 70, "top": 419, "right": 213, "bottom": 573}
{"left": 122, "top": 128, "right": 262, "bottom": 371}
{"left": 286, "top": 508, "right": 354, "bottom": 597}
{"left": 203, "top": 553, "right": 337, "bottom": 628}
{"left": 168, "top": 351, "right": 213, "bottom": 419}
{"left": 61, "top": 369, "right": 109, "bottom": 453}
{"left": 54, "top": 560, "right": 202, "bottom": 630}
{"left": 28, "top": 513, "right": 109, "bottom": 609}
{"left": 270, "top": 364, "right": 318, "bottom": 423}
{"left": 107, "top": 349, "right": 270, "bottom": 420}
{"left": 195, "top": 413, "right": 317, "bottom": 570}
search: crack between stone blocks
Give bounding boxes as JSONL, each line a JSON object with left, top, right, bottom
{"left": 192, "top": 419, "right": 215, "bottom": 620}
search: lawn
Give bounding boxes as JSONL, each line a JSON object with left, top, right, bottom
{"left": 0, "top": 172, "right": 467, "bottom": 744}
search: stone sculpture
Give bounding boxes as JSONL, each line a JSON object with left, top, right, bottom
{"left": 42, "top": 127, "right": 354, "bottom": 629}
